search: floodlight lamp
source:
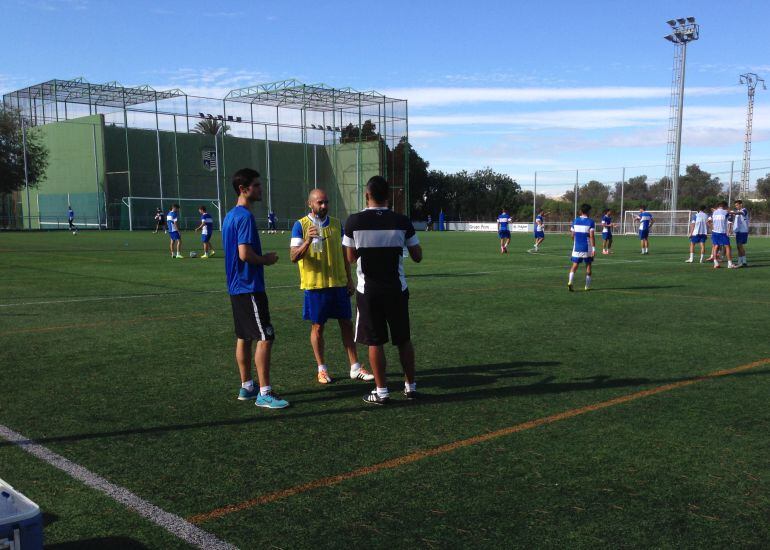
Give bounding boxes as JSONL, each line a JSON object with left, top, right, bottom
{"left": 677, "top": 18, "right": 686, "bottom": 24}
{"left": 666, "top": 19, "right": 677, "bottom": 27}
{"left": 236, "top": 116, "right": 242, "bottom": 122}
{"left": 227, "top": 115, "right": 234, "bottom": 121}
{"left": 198, "top": 112, "right": 205, "bottom": 118}
{"left": 206, "top": 114, "right": 213, "bottom": 118}
{"left": 664, "top": 34, "right": 676, "bottom": 42}
{"left": 326, "top": 125, "right": 333, "bottom": 131}
{"left": 686, "top": 16, "right": 695, "bottom": 23}
{"left": 217, "top": 115, "right": 223, "bottom": 120}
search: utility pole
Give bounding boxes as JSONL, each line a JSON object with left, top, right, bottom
{"left": 739, "top": 73, "right": 765, "bottom": 198}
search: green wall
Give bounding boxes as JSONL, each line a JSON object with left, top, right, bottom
{"left": 22, "top": 115, "right": 106, "bottom": 229}
{"left": 25, "top": 114, "right": 384, "bottom": 230}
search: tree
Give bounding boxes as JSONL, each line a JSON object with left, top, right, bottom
{"left": 0, "top": 109, "right": 49, "bottom": 195}
{"left": 616, "top": 175, "right": 650, "bottom": 201}
{"left": 676, "top": 164, "right": 722, "bottom": 208}
{"left": 192, "top": 118, "right": 229, "bottom": 135}
{"left": 756, "top": 173, "right": 770, "bottom": 200}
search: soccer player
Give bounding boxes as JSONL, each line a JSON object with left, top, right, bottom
{"left": 533, "top": 209, "right": 545, "bottom": 251}
{"left": 67, "top": 205, "right": 77, "bottom": 234}
{"left": 634, "top": 206, "right": 654, "bottom": 254}
{"left": 732, "top": 200, "right": 749, "bottom": 267}
{"left": 194, "top": 205, "right": 216, "bottom": 258}
{"left": 600, "top": 209, "right": 613, "bottom": 254}
{"left": 343, "top": 176, "right": 422, "bottom": 405}
{"left": 426, "top": 214, "right": 433, "bottom": 231}
{"left": 290, "top": 189, "right": 374, "bottom": 385}
{"left": 222, "top": 168, "right": 288, "bottom": 409}
{"left": 686, "top": 206, "right": 709, "bottom": 263}
{"left": 568, "top": 204, "right": 595, "bottom": 292}
{"left": 497, "top": 208, "right": 512, "bottom": 254}
{"left": 708, "top": 201, "right": 737, "bottom": 269}
{"left": 166, "top": 204, "right": 183, "bottom": 258}
{"left": 153, "top": 208, "right": 165, "bottom": 233}
{"left": 267, "top": 210, "right": 277, "bottom": 234}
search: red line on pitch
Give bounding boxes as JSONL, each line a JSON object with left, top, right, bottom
{"left": 188, "top": 358, "right": 770, "bottom": 525}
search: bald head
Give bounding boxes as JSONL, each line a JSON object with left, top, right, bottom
{"left": 308, "top": 188, "right": 329, "bottom": 219}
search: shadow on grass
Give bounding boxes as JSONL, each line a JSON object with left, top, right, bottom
{"left": 3, "top": 364, "right": 767, "bottom": 448}
{"left": 46, "top": 537, "right": 149, "bottom": 549}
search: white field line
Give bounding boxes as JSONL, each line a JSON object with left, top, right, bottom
{"left": 0, "top": 424, "right": 236, "bottom": 549}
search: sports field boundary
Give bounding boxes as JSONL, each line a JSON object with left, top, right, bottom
{"left": 188, "top": 358, "right": 770, "bottom": 524}
{"left": 0, "top": 425, "right": 236, "bottom": 550}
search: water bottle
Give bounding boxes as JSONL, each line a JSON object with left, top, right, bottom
{"left": 311, "top": 218, "right": 324, "bottom": 253}
{"left": 402, "top": 246, "right": 409, "bottom": 258}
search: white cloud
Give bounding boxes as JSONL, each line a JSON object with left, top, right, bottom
{"left": 384, "top": 86, "right": 738, "bottom": 107}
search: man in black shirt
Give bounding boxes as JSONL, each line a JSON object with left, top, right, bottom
{"left": 343, "top": 176, "right": 422, "bottom": 405}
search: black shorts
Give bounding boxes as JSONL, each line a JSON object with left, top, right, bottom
{"left": 354, "top": 289, "right": 410, "bottom": 346}
{"left": 230, "top": 292, "right": 275, "bottom": 341}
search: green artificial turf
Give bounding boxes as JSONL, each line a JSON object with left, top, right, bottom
{"left": 1, "top": 229, "right": 768, "bottom": 548}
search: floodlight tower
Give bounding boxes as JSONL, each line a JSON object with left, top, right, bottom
{"left": 663, "top": 17, "right": 699, "bottom": 213}
{"left": 739, "top": 73, "right": 766, "bottom": 198}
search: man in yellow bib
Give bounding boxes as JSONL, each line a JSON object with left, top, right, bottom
{"left": 290, "top": 189, "right": 374, "bottom": 384}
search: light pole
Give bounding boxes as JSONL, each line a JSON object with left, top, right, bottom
{"left": 739, "top": 73, "right": 766, "bottom": 198}
{"left": 214, "top": 123, "right": 224, "bottom": 230}
{"left": 663, "top": 17, "right": 699, "bottom": 215}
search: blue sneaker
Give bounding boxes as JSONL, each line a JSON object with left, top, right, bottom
{"left": 238, "top": 386, "right": 259, "bottom": 401}
{"left": 256, "top": 391, "right": 290, "bottom": 409}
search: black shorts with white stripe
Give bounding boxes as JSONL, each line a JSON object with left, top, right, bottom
{"left": 355, "top": 289, "right": 410, "bottom": 346}
{"left": 230, "top": 292, "right": 275, "bottom": 341}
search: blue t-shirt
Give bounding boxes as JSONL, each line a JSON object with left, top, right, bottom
{"left": 601, "top": 215, "right": 612, "bottom": 233}
{"left": 166, "top": 211, "right": 179, "bottom": 233}
{"left": 571, "top": 216, "right": 595, "bottom": 253}
{"left": 268, "top": 212, "right": 276, "bottom": 223}
{"left": 497, "top": 213, "right": 511, "bottom": 231}
{"left": 201, "top": 213, "right": 213, "bottom": 235}
{"left": 68, "top": 209, "right": 74, "bottom": 221}
{"left": 222, "top": 205, "right": 265, "bottom": 295}
{"left": 638, "top": 211, "right": 653, "bottom": 231}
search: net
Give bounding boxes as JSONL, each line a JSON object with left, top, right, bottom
{"left": 622, "top": 210, "right": 693, "bottom": 236}
{"left": 121, "top": 197, "right": 221, "bottom": 231}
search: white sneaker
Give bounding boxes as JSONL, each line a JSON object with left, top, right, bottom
{"left": 685, "top": 258, "right": 693, "bottom": 263}
{"left": 350, "top": 367, "right": 375, "bottom": 381}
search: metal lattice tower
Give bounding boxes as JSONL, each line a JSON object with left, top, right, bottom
{"left": 739, "top": 73, "right": 766, "bottom": 198}
{"left": 663, "top": 17, "right": 699, "bottom": 214}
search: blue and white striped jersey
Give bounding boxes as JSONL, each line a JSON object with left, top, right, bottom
{"left": 571, "top": 216, "right": 595, "bottom": 254}
{"left": 733, "top": 207, "right": 749, "bottom": 233}
{"left": 710, "top": 208, "right": 730, "bottom": 234}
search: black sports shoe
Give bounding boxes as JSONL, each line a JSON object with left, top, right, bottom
{"left": 403, "top": 389, "right": 419, "bottom": 400}
{"left": 363, "top": 390, "right": 389, "bottom": 405}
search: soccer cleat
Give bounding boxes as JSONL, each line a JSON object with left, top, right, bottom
{"left": 350, "top": 367, "right": 375, "bottom": 381}
{"left": 237, "top": 386, "right": 259, "bottom": 401}
{"left": 584, "top": 286, "right": 591, "bottom": 291}
{"left": 567, "top": 283, "right": 574, "bottom": 292}
{"left": 713, "top": 264, "right": 721, "bottom": 269}
{"left": 200, "top": 254, "right": 209, "bottom": 259}
{"left": 256, "top": 391, "right": 290, "bottom": 409}
{"left": 317, "top": 370, "right": 333, "bottom": 384}
{"left": 208, "top": 250, "right": 215, "bottom": 257}
{"left": 403, "top": 389, "right": 420, "bottom": 400}
{"left": 685, "top": 258, "right": 693, "bottom": 263}
{"left": 363, "top": 390, "right": 389, "bottom": 405}
{"left": 175, "top": 254, "right": 183, "bottom": 259}
{"left": 728, "top": 263, "right": 739, "bottom": 269}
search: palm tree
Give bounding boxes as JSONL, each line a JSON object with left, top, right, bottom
{"left": 192, "top": 118, "right": 230, "bottom": 135}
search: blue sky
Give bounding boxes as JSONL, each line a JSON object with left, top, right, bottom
{"left": 3, "top": 0, "right": 770, "bottom": 194}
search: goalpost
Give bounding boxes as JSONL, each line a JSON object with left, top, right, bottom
{"left": 622, "top": 210, "right": 694, "bottom": 236}
{"left": 121, "top": 197, "right": 222, "bottom": 231}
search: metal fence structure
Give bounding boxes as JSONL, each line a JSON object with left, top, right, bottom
{"left": 2, "top": 78, "right": 409, "bottom": 230}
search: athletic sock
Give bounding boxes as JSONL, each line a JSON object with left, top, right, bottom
{"left": 317, "top": 365, "right": 328, "bottom": 373}
{"left": 405, "top": 382, "right": 416, "bottom": 392}
{"left": 376, "top": 387, "right": 389, "bottom": 398}
{"left": 699, "top": 254, "right": 704, "bottom": 262}
{"left": 260, "top": 385, "right": 271, "bottom": 396}
{"left": 585, "top": 275, "right": 592, "bottom": 289}
{"left": 350, "top": 362, "right": 361, "bottom": 372}
{"left": 689, "top": 253, "right": 694, "bottom": 261}
{"left": 241, "top": 380, "right": 254, "bottom": 391}
{"left": 568, "top": 272, "right": 575, "bottom": 285}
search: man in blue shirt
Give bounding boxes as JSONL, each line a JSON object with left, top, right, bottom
{"left": 222, "top": 168, "right": 288, "bottom": 409}
{"left": 166, "top": 204, "right": 183, "bottom": 258}
{"left": 267, "top": 211, "right": 277, "bottom": 234}
{"left": 194, "top": 205, "right": 216, "bottom": 258}
{"left": 67, "top": 205, "right": 77, "bottom": 234}
{"left": 600, "top": 209, "right": 613, "bottom": 255}
{"left": 497, "top": 208, "right": 512, "bottom": 254}
{"left": 532, "top": 209, "right": 545, "bottom": 252}
{"left": 634, "top": 206, "right": 654, "bottom": 254}
{"left": 568, "top": 204, "right": 596, "bottom": 292}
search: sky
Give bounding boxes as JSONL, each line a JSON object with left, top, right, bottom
{"left": 3, "top": 0, "right": 770, "bottom": 194}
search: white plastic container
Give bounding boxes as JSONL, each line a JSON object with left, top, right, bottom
{"left": 0, "top": 479, "right": 43, "bottom": 550}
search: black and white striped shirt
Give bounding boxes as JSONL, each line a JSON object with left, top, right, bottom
{"left": 342, "top": 207, "right": 419, "bottom": 293}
